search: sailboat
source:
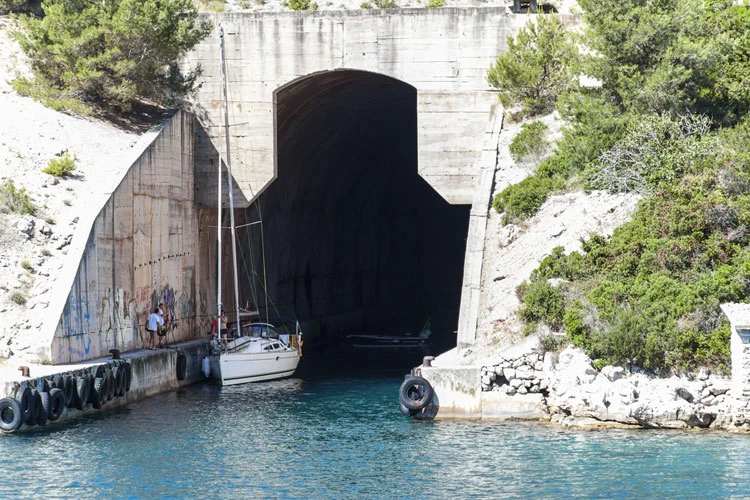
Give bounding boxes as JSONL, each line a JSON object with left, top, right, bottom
{"left": 205, "top": 27, "right": 302, "bottom": 386}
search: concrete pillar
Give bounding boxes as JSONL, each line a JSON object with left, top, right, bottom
{"left": 456, "top": 104, "right": 502, "bottom": 352}
{"left": 720, "top": 303, "right": 750, "bottom": 404}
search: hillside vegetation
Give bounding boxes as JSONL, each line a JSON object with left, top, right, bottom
{"left": 2, "top": 0, "right": 210, "bottom": 115}
{"left": 489, "top": 0, "right": 750, "bottom": 373}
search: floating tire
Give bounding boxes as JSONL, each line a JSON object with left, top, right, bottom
{"left": 64, "top": 375, "right": 76, "bottom": 407}
{"left": 398, "top": 376, "right": 434, "bottom": 412}
{"left": 52, "top": 374, "right": 64, "bottom": 390}
{"left": 399, "top": 401, "right": 418, "bottom": 417}
{"left": 176, "top": 353, "right": 187, "bottom": 381}
{"left": 14, "top": 384, "right": 33, "bottom": 424}
{"left": 0, "top": 397, "right": 23, "bottom": 432}
{"left": 47, "top": 388, "right": 66, "bottom": 421}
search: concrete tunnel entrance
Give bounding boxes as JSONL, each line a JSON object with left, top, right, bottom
{"left": 234, "top": 70, "right": 470, "bottom": 365}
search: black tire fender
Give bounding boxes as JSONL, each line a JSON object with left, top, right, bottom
{"left": 75, "top": 375, "right": 89, "bottom": 410}
{"left": 14, "top": 384, "right": 33, "bottom": 424}
{"left": 124, "top": 362, "right": 132, "bottom": 392}
{"left": 0, "top": 397, "right": 23, "bottom": 432}
{"left": 111, "top": 366, "right": 123, "bottom": 397}
{"left": 37, "top": 391, "right": 50, "bottom": 426}
{"left": 64, "top": 375, "right": 76, "bottom": 407}
{"left": 91, "top": 377, "right": 104, "bottom": 409}
{"left": 398, "top": 376, "right": 434, "bottom": 411}
{"left": 32, "top": 390, "right": 46, "bottom": 426}
{"left": 47, "top": 388, "right": 66, "bottom": 421}
{"left": 176, "top": 353, "right": 187, "bottom": 381}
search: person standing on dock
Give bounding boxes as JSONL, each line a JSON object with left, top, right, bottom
{"left": 146, "top": 307, "right": 164, "bottom": 350}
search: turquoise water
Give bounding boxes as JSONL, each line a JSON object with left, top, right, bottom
{"left": 3, "top": 371, "right": 750, "bottom": 499}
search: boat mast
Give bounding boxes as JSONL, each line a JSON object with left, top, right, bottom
{"left": 219, "top": 26, "right": 243, "bottom": 337}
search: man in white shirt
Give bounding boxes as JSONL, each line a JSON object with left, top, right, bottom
{"left": 146, "top": 307, "right": 164, "bottom": 350}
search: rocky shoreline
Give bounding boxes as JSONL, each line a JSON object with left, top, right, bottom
{"left": 479, "top": 339, "right": 745, "bottom": 431}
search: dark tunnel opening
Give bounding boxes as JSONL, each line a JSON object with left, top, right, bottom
{"left": 235, "top": 70, "right": 470, "bottom": 371}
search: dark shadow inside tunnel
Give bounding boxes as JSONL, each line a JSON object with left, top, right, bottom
{"left": 235, "top": 69, "right": 470, "bottom": 370}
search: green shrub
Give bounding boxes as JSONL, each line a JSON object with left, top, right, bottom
{"left": 20, "top": 260, "right": 32, "bottom": 271}
{"left": 360, "top": 1, "right": 372, "bottom": 6}
{"left": 10, "top": 292, "right": 26, "bottom": 305}
{"left": 517, "top": 279, "right": 566, "bottom": 332}
{"left": 563, "top": 302, "right": 592, "bottom": 350}
{"left": 509, "top": 121, "right": 548, "bottom": 161}
{"left": 493, "top": 175, "right": 554, "bottom": 225}
{"left": 12, "top": 0, "right": 211, "bottom": 113}
{"left": 43, "top": 153, "right": 77, "bottom": 177}
{"left": 0, "top": 180, "right": 37, "bottom": 215}
{"left": 425, "top": 0, "right": 443, "bottom": 6}
{"left": 487, "top": 15, "right": 576, "bottom": 115}
{"left": 372, "top": 0, "right": 397, "bottom": 6}
{"left": 284, "top": 0, "right": 317, "bottom": 8}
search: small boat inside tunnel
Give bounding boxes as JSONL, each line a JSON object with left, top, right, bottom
{"left": 234, "top": 70, "right": 470, "bottom": 371}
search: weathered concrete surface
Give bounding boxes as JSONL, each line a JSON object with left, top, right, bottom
{"left": 456, "top": 104, "right": 502, "bottom": 351}
{"left": 42, "top": 111, "right": 208, "bottom": 364}
{"left": 187, "top": 9, "right": 565, "bottom": 205}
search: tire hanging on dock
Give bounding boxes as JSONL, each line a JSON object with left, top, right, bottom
{"left": 47, "top": 388, "right": 66, "bottom": 421}
{"left": 0, "top": 397, "right": 23, "bottom": 432}
{"left": 14, "top": 384, "right": 33, "bottom": 424}
{"left": 75, "top": 375, "right": 90, "bottom": 411}
{"left": 31, "top": 390, "right": 46, "bottom": 426}
{"left": 398, "top": 376, "right": 434, "bottom": 412}
{"left": 123, "top": 362, "right": 132, "bottom": 393}
{"left": 176, "top": 353, "right": 187, "bottom": 381}
{"left": 64, "top": 375, "right": 76, "bottom": 407}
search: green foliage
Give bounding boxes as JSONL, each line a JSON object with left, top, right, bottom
{"left": 284, "top": 0, "right": 317, "bottom": 9}
{"left": 0, "top": 180, "right": 37, "bottom": 215}
{"left": 584, "top": 113, "right": 717, "bottom": 194}
{"left": 487, "top": 14, "right": 576, "bottom": 115}
{"left": 360, "top": 1, "right": 372, "bottom": 6}
{"left": 10, "top": 292, "right": 27, "bottom": 305}
{"left": 0, "top": 0, "right": 33, "bottom": 14}
{"left": 517, "top": 279, "right": 566, "bottom": 333}
{"left": 372, "top": 0, "right": 396, "bottom": 7}
{"left": 509, "top": 121, "right": 548, "bottom": 162}
{"left": 493, "top": 175, "right": 554, "bottom": 225}
{"left": 12, "top": 0, "right": 212, "bottom": 113}
{"left": 43, "top": 152, "right": 76, "bottom": 177}
{"left": 20, "top": 259, "right": 32, "bottom": 270}
{"left": 425, "top": 0, "right": 443, "bottom": 6}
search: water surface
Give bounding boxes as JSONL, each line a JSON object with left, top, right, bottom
{"left": 2, "top": 372, "right": 750, "bottom": 499}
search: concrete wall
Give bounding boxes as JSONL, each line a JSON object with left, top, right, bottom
{"left": 187, "top": 8, "right": 548, "bottom": 205}
{"left": 45, "top": 111, "right": 206, "bottom": 364}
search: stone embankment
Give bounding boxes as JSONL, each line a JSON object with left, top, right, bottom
{"left": 480, "top": 342, "right": 736, "bottom": 430}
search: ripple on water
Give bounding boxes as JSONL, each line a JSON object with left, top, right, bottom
{"left": 2, "top": 378, "right": 750, "bottom": 499}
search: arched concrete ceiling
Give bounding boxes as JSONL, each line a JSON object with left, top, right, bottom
{"left": 237, "top": 69, "right": 469, "bottom": 361}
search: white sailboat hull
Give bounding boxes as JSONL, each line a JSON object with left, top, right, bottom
{"left": 209, "top": 349, "right": 300, "bottom": 386}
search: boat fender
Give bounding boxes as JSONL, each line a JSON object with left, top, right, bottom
{"left": 0, "top": 398, "right": 23, "bottom": 432}
{"left": 74, "top": 375, "right": 89, "bottom": 410}
{"left": 37, "top": 391, "right": 50, "bottom": 426}
{"left": 14, "top": 384, "right": 33, "bottom": 424}
{"left": 32, "top": 390, "right": 46, "bottom": 426}
{"left": 0, "top": 397, "right": 23, "bottom": 432}
{"left": 398, "top": 376, "right": 434, "bottom": 412}
{"left": 176, "top": 353, "right": 187, "bottom": 381}
{"left": 202, "top": 356, "right": 211, "bottom": 378}
{"left": 124, "top": 362, "right": 133, "bottom": 393}
{"left": 399, "top": 401, "right": 418, "bottom": 417}
{"left": 47, "top": 388, "right": 66, "bottom": 421}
